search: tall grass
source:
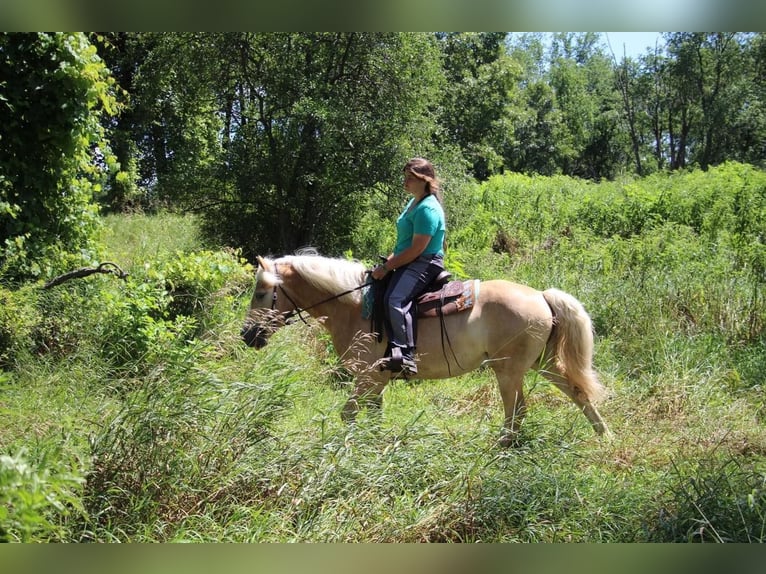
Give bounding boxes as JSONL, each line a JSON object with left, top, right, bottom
{"left": 2, "top": 165, "right": 765, "bottom": 542}
{"left": 98, "top": 212, "right": 205, "bottom": 267}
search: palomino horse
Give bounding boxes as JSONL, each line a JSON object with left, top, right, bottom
{"left": 241, "top": 253, "right": 612, "bottom": 445}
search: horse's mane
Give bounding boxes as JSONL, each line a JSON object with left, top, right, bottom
{"left": 276, "top": 253, "right": 367, "bottom": 305}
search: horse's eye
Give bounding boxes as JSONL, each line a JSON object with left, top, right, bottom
{"left": 256, "top": 291, "right": 269, "bottom": 300}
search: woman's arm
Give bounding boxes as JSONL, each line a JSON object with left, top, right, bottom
{"left": 371, "top": 234, "right": 430, "bottom": 280}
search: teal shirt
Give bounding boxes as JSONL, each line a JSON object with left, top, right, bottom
{"left": 393, "top": 195, "right": 445, "bottom": 257}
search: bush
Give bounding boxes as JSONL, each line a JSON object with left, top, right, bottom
{"left": 152, "top": 249, "right": 254, "bottom": 324}
{"left": 38, "top": 248, "right": 255, "bottom": 370}
{"left": 0, "top": 284, "right": 40, "bottom": 367}
{"left": 94, "top": 274, "right": 193, "bottom": 369}
{"left": 0, "top": 449, "right": 84, "bottom": 542}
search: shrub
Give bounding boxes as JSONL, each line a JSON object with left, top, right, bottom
{"left": 0, "top": 449, "right": 84, "bottom": 542}
{"left": 77, "top": 248, "right": 253, "bottom": 369}
{"left": 0, "top": 284, "right": 40, "bottom": 367}
{"left": 151, "top": 249, "right": 253, "bottom": 324}
{"left": 92, "top": 272, "right": 187, "bottom": 369}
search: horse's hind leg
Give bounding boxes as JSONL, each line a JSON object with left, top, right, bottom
{"left": 539, "top": 364, "right": 612, "bottom": 439}
{"left": 490, "top": 361, "right": 529, "bottom": 447}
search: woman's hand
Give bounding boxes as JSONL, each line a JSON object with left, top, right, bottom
{"left": 371, "top": 263, "right": 389, "bottom": 280}
{"left": 371, "top": 235, "right": 432, "bottom": 280}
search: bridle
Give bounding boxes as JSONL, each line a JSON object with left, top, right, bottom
{"left": 262, "top": 261, "right": 369, "bottom": 326}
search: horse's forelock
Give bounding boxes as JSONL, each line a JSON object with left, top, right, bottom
{"left": 256, "top": 262, "right": 281, "bottom": 288}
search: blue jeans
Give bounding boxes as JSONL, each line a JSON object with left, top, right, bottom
{"left": 383, "top": 254, "right": 444, "bottom": 356}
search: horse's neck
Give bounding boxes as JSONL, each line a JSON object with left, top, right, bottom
{"left": 286, "top": 275, "right": 361, "bottom": 317}
{"left": 286, "top": 275, "right": 365, "bottom": 353}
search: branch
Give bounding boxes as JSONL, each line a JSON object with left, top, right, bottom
{"left": 43, "top": 262, "right": 129, "bottom": 289}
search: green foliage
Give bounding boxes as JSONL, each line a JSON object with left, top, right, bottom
{"left": 3, "top": 163, "right": 766, "bottom": 542}
{"left": 351, "top": 206, "right": 396, "bottom": 262}
{"left": 0, "top": 449, "right": 84, "bottom": 542}
{"left": 651, "top": 457, "right": 766, "bottom": 542}
{"left": 156, "top": 250, "right": 253, "bottom": 320}
{"left": 83, "top": 345, "right": 297, "bottom": 540}
{"left": 0, "top": 33, "right": 119, "bottom": 281}
{"left": 436, "top": 33, "right": 521, "bottom": 180}
{"left": 98, "top": 33, "right": 446, "bottom": 258}
{"left": 91, "top": 248, "right": 252, "bottom": 368}
{"left": 0, "top": 283, "right": 40, "bottom": 367}
{"left": 94, "top": 273, "right": 192, "bottom": 369}
{"left": 0, "top": 234, "right": 254, "bottom": 372}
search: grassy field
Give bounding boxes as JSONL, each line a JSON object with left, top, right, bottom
{"left": 2, "top": 164, "right": 765, "bottom": 542}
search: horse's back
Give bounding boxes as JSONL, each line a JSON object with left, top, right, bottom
{"left": 477, "top": 279, "right": 551, "bottom": 318}
{"left": 411, "top": 279, "right": 554, "bottom": 378}
{"left": 472, "top": 278, "right": 553, "bottom": 337}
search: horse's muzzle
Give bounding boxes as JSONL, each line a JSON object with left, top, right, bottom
{"left": 241, "top": 323, "right": 269, "bottom": 349}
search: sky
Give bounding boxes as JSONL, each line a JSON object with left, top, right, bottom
{"left": 603, "top": 32, "right": 663, "bottom": 59}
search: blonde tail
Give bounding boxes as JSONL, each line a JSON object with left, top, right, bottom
{"left": 542, "top": 288, "right": 605, "bottom": 405}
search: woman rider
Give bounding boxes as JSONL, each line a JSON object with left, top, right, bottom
{"left": 370, "top": 157, "right": 446, "bottom": 376}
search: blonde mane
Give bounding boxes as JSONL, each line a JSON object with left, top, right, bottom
{"left": 276, "top": 254, "right": 367, "bottom": 305}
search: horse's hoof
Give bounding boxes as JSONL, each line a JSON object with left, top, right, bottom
{"left": 497, "top": 425, "right": 525, "bottom": 447}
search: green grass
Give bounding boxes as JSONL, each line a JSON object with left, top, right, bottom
{"left": 2, "top": 166, "right": 765, "bottom": 542}
{"left": 99, "top": 212, "right": 204, "bottom": 269}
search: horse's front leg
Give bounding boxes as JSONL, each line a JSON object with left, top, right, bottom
{"left": 341, "top": 375, "right": 388, "bottom": 422}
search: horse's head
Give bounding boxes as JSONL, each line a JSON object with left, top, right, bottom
{"left": 241, "top": 256, "right": 286, "bottom": 349}
{"left": 241, "top": 252, "right": 366, "bottom": 349}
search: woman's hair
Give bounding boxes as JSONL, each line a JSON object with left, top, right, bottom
{"left": 404, "top": 157, "right": 443, "bottom": 204}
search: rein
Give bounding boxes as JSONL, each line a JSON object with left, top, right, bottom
{"left": 262, "top": 259, "right": 462, "bottom": 375}
{"left": 268, "top": 263, "right": 369, "bottom": 325}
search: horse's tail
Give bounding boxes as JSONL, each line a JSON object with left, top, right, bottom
{"left": 542, "top": 288, "right": 605, "bottom": 404}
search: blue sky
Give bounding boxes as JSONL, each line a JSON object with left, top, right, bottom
{"left": 603, "top": 32, "right": 663, "bottom": 59}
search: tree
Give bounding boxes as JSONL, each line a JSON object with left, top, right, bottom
{"left": 0, "top": 33, "right": 118, "bottom": 281}
{"left": 197, "top": 33, "right": 444, "bottom": 258}
{"left": 613, "top": 55, "right": 646, "bottom": 175}
{"left": 504, "top": 34, "right": 564, "bottom": 176}
{"left": 547, "top": 33, "right": 626, "bottom": 179}
{"left": 435, "top": 33, "right": 519, "bottom": 180}
{"left": 734, "top": 32, "right": 766, "bottom": 167}
{"left": 94, "top": 33, "right": 448, "bottom": 258}
{"left": 505, "top": 79, "right": 565, "bottom": 176}
{"left": 90, "top": 33, "right": 152, "bottom": 212}
{"left": 665, "top": 33, "right": 753, "bottom": 170}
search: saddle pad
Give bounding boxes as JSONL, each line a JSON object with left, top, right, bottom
{"left": 417, "top": 279, "right": 480, "bottom": 318}
{"left": 362, "top": 276, "right": 374, "bottom": 320}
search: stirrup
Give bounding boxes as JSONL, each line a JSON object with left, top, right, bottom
{"left": 379, "top": 347, "right": 418, "bottom": 376}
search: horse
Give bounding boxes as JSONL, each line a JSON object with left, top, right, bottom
{"left": 241, "top": 253, "right": 612, "bottom": 446}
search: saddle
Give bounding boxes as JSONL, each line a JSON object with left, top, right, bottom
{"left": 368, "top": 270, "right": 479, "bottom": 343}
{"left": 416, "top": 274, "right": 479, "bottom": 318}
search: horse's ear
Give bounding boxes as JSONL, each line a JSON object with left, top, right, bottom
{"left": 256, "top": 255, "right": 266, "bottom": 270}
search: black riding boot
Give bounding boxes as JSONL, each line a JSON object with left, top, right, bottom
{"left": 380, "top": 346, "right": 418, "bottom": 377}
